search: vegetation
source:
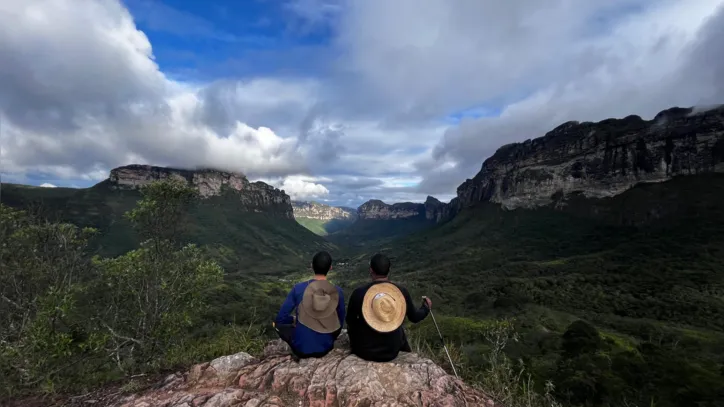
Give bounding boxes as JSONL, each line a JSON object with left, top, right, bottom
{"left": 338, "top": 174, "right": 724, "bottom": 407}
{"left": 0, "top": 180, "right": 265, "bottom": 398}
{"left": 3, "top": 173, "right": 724, "bottom": 407}
{"left": 295, "top": 216, "right": 356, "bottom": 236}
{"left": 295, "top": 217, "right": 329, "bottom": 235}
{"left": 409, "top": 318, "right": 562, "bottom": 407}
{"left": 1, "top": 181, "right": 334, "bottom": 274}
{"left": 326, "top": 218, "right": 435, "bottom": 248}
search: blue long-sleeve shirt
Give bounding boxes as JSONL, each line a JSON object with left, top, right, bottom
{"left": 274, "top": 279, "right": 346, "bottom": 355}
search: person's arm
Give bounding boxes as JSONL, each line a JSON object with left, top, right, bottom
{"left": 337, "top": 288, "right": 346, "bottom": 328}
{"left": 346, "top": 288, "right": 362, "bottom": 334}
{"left": 274, "top": 286, "right": 297, "bottom": 325}
{"left": 332, "top": 288, "right": 346, "bottom": 340}
{"left": 401, "top": 285, "right": 430, "bottom": 323}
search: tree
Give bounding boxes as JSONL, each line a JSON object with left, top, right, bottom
{"left": 0, "top": 204, "right": 99, "bottom": 394}
{"left": 1, "top": 179, "right": 223, "bottom": 395}
{"left": 561, "top": 320, "right": 602, "bottom": 357}
{"left": 92, "top": 180, "right": 223, "bottom": 372}
{"left": 124, "top": 178, "right": 198, "bottom": 245}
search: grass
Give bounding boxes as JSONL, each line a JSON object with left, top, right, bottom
{"left": 294, "top": 216, "right": 357, "bottom": 236}
{"left": 295, "top": 217, "right": 329, "bottom": 235}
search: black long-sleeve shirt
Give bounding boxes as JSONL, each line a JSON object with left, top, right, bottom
{"left": 346, "top": 280, "right": 430, "bottom": 362}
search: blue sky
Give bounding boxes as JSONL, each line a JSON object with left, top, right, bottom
{"left": 123, "top": 0, "right": 337, "bottom": 81}
{"left": 1, "top": 0, "right": 723, "bottom": 207}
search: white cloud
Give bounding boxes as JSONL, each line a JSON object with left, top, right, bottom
{"left": 2, "top": 0, "right": 724, "bottom": 208}
{"left": 39, "top": 183, "right": 57, "bottom": 188}
{"left": 0, "top": 0, "right": 314, "bottom": 183}
{"left": 268, "top": 176, "right": 330, "bottom": 201}
{"left": 393, "top": 0, "right": 724, "bottom": 193}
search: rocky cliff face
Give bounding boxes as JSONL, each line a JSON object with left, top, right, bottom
{"left": 357, "top": 197, "right": 454, "bottom": 222}
{"left": 110, "top": 334, "right": 497, "bottom": 407}
{"left": 454, "top": 105, "right": 724, "bottom": 210}
{"left": 108, "top": 165, "right": 294, "bottom": 218}
{"left": 292, "top": 201, "right": 357, "bottom": 221}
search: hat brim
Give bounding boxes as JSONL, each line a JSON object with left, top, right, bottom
{"left": 362, "top": 282, "right": 406, "bottom": 333}
{"left": 298, "top": 280, "right": 341, "bottom": 334}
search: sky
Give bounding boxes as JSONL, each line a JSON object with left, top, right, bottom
{"left": 1, "top": 0, "right": 723, "bottom": 207}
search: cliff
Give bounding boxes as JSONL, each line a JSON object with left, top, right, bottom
{"left": 107, "top": 334, "right": 497, "bottom": 407}
{"left": 108, "top": 165, "right": 294, "bottom": 218}
{"left": 292, "top": 200, "right": 357, "bottom": 221}
{"left": 357, "top": 196, "right": 454, "bottom": 222}
{"left": 454, "top": 105, "right": 724, "bottom": 209}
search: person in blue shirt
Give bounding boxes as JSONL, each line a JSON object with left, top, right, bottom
{"left": 273, "top": 251, "right": 345, "bottom": 359}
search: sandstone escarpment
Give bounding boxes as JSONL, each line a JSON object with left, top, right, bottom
{"left": 112, "top": 334, "right": 498, "bottom": 407}
{"left": 357, "top": 197, "right": 454, "bottom": 222}
{"left": 292, "top": 201, "right": 357, "bottom": 221}
{"left": 108, "top": 165, "right": 294, "bottom": 218}
{"left": 454, "top": 105, "right": 724, "bottom": 209}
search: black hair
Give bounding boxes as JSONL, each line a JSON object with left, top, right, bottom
{"left": 369, "top": 253, "right": 391, "bottom": 276}
{"left": 312, "top": 251, "right": 333, "bottom": 275}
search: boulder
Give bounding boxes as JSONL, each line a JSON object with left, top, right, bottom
{"left": 114, "top": 334, "right": 499, "bottom": 407}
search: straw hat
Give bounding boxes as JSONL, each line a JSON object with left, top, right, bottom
{"left": 298, "top": 280, "right": 341, "bottom": 333}
{"left": 362, "top": 282, "right": 407, "bottom": 333}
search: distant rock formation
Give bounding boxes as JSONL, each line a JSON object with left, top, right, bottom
{"left": 292, "top": 200, "right": 357, "bottom": 221}
{"left": 453, "top": 105, "right": 724, "bottom": 209}
{"left": 108, "top": 165, "right": 294, "bottom": 218}
{"left": 357, "top": 196, "right": 455, "bottom": 223}
{"left": 112, "top": 334, "right": 498, "bottom": 407}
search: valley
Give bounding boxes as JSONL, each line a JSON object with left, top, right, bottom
{"left": 291, "top": 200, "right": 356, "bottom": 236}
{"left": 2, "top": 104, "right": 724, "bottom": 407}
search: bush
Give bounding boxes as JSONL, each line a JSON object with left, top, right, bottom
{"left": 0, "top": 179, "right": 224, "bottom": 397}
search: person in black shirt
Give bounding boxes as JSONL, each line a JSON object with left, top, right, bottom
{"left": 346, "top": 253, "right": 432, "bottom": 362}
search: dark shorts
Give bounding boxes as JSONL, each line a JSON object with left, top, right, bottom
{"left": 350, "top": 329, "right": 412, "bottom": 362}
{"left": 273, "top": 323, "right": 332, "bottom": 359}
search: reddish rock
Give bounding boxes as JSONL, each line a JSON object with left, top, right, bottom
{"left": 112, "top": 335, "right": 500, "bottom": 407}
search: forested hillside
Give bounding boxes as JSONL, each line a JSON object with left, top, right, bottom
{"left": 336, "top": 174, "right": 724, "bottom": 407}
{"left": 1, "top": 178, "right": 333, "bottom": 275}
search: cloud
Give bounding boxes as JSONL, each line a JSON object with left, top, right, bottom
{"left": 39, "top": 183, "right": 57, "bottom": 188}
{"left": 0, "top": 0, "right": 316, "bottom": 182}
{"left": 284, "top": 0, "right": 343, "bottom": 32}
{"left": 271, "top": 176, "right": 330, "bottom": 201}
{"left": 400, "top": 0, "right": 724, "bottom": 193}
{"left": 2, "top": 0, "right": 724, "bottom": 208}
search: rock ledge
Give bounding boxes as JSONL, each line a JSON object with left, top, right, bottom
{"left": 114, "top": 335, "right": 498, "bottom": 407}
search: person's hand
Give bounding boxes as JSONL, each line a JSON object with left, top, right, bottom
{"left": 422, "top": 296, "right": 432, "bottom": 309}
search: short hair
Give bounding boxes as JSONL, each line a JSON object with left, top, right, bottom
{"left": 369, "top": 253, "right": 391, "bottom": 276}
{"left": 312, "top": 251, "right": 333, "bottom": 275}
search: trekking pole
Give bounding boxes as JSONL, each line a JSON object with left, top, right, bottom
{"left": 423, "top": 296, "right": 459, "bottom": 379}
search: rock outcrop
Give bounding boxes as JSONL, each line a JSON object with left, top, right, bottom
{"left": 113, "top": 334, "right": 498, "bottom": 407}
{"left": 357, "top": 197, "right": 454, "bottom": 222}
{"left": 292, "top": 201, "right": 357, "bottom": 221}
{"left": 107, "top": 165, "right": 294, "bottom": 218}
{"left": 454, "top": 105, "right": 724, "bottom": 209}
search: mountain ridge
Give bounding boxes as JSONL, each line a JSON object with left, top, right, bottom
{"left": 353, "top": 104, "right": 724, "bottom": 224}
{"left": 455, "top": 104, "right": 724, "bottom": 210}
{"left": 110, "top": 164, "right": 294, "bottom": 218}
{"left": 355, "top": 195, "right": 455, "bottom": 223}
{"left": 291, "top": 200, "right": 356, "bottom": 221}
{"left": 0, "top": 165, "right": 332, "bottom": 272}
{"left": 291, "top": 200, "right": 358, "bottom": 236}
